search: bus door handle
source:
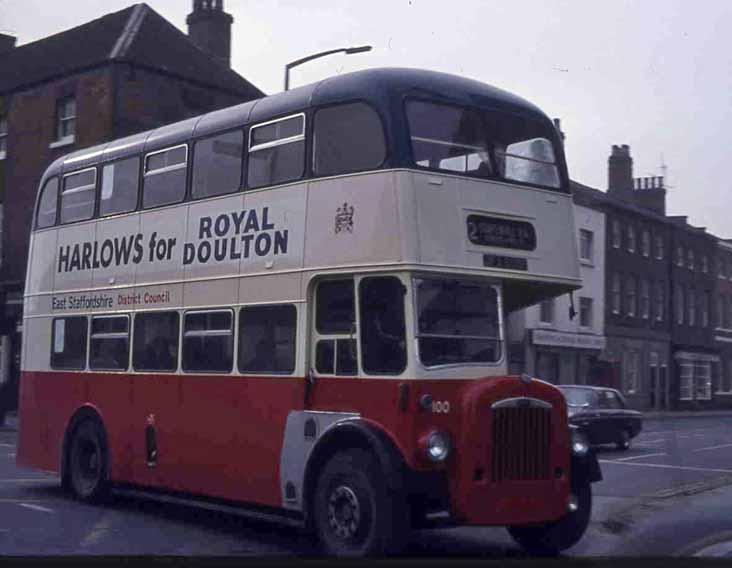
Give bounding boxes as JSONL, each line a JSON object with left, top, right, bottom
{"left": 305, "top": 367, "right": 316, "bottom": 405}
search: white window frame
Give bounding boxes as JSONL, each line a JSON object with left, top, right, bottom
{"left": 249, "top": 112, "right": 306, "bottom": 153}
{"left": 688, "top": 249, "right": 695, "bottom": 271}
{"left": 579, "top": 229, "right": 593, "bottom": 263}
{"left": 539, "top": 298, "right": 555, "bottom": 325}
{"left": 53, "top": 96, "right": 76, "bottom": 147}
{"left": 579, "top": 296, "right": 593, "bottom": 328}
{"left": 679, "top": 361, "right": 693, "bottom": 400}
{"left": 626, "top": 275, "right": 636, "bottom": 317}
{"left": 717, "top": 360, "right": 732, "bottom": 394}
{"left": 677, "top": 245, "right": 685, "bottom": 268}
{"left": 60, "top": 167, "right": 97, "bottom": 224}
{"left": 144, "top": 144, "right": 188, "bottom": 177}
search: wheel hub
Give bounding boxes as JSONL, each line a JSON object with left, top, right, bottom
{"left": 328, "top": 485, "right": 361, "bottom": 540}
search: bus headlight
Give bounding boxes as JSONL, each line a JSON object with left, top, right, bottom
{"left": 570, "top": 426, "right": 589, "bottom": 456}
{"left": 422, "top": 431, "right": 451, "bottom": 462}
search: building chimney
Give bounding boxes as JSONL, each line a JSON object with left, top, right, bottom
{"left": 0, "top": 33, "right": 17, "bottom": 55}
{"left": 608, "top": 144, "right": 633, "bottom": 194}
{"left": 632, "top": 174, "right": 666, "bottom": 215}
{"left": 186, "top": 0, "right": 233, "bottom": 68}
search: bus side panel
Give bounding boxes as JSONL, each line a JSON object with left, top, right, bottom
{"left": 304, "top": 174, "right": 400, "bottom": 268}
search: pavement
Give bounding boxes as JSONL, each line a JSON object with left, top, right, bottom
{"left": 3, "top": 412, "right": 732, "bottom": 556}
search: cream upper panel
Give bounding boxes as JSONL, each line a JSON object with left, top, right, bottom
{"left": 28, "top": 169, "right": 578, "bottom": 303}
{"left": 408, "top": 171, "right": 580, "bottom": 283}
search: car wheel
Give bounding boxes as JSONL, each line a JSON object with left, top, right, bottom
{"left": 616, "top": 430, "right": 631, "bottom": 451}
{"left": 508, "top": 481, "right": 592, "bottom": 556}
{"left": 312, "top": 449, "right": 408, "bottom": 557}
{"left": 68, "top": 419, "right": 110, "bottom": 503}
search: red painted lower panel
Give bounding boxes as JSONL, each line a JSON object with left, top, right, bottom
{"left": 17, "top": 370, "right": 570, "bottom": 525}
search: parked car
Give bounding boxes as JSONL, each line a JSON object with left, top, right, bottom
{"left": 557, "top": 385, "right": 643, "bottom": 450}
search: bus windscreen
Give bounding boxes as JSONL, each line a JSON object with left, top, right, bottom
{"left": 406, "top": 100, "right": 563, "bottom": 190}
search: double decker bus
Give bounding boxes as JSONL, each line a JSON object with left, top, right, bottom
{"left": 18, "top": 68, "right": 600, "bottom": 556}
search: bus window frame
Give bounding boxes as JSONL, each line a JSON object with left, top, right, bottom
{"left": 98, "top": 156, "right": 143, "bottom": 219}
{"left": 132, "top": 310, "right": 181, "bottom": 373}
{"left": 182, "top": 308, "right": 235, "bottom": 374}
{"left": 60, "top": 167, "right": 98, "bottom": 225}
{"left": 142, "top": 143, "right": 189, "bottom": 210}
{"left": 35, "top": 175, "right": 60, "bottom": 230}
{"left": 89, "top": 313, "right": 131, "bottom": 371}
{"left": 312, "top": 277, "right": 360, "bottom": 377}
{"left": 189, "top": 127, "right": 247, "bottom": 202}
{"left": 403, "top": 96, "right": 569, "bottom": 193}
{"left": 50, "top": 315, "right": 89, "bottom": 371}
{"left": 237, "top": 303, "right": 298, "bottom": 376}
{"left": 311, "top": 100, "right": 390, "bottom": 178}
{"left": 411, "top": 274, "right": 505, "bottom": 371}
{"left": 247, "top": 112, "right": 307, "bottom": 190}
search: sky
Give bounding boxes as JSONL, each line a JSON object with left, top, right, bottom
{"left": 1, "top": 0, "right": 731, "bottom": 236}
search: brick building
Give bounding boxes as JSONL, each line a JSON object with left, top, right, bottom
{"left": 571, "top": 147, "right": 673, "bottom": 410}
{"left": 0, "top": 1, "right": 263, "bottom": 420}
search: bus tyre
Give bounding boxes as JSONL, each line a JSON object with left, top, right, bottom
{"left": 507, "top": 481, "right": 592, "bottom": 556}
{"left": 68, "top": 419, "right": 110, "bottom": 503}
{"left": 313, "top": 449, "right": 407, "bottom": 557}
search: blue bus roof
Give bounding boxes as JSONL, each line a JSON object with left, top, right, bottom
{"left": 42, "top": 67, "right": 555, "bottom": 181}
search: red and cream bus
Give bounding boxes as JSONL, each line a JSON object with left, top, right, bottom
{"left": 17, "top": 68, "right": 600, "bottom": 556}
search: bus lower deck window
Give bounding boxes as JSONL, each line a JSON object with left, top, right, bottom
{"left": 51, "top": 316, "right": 88, "bottom": 370}
{"left": 183, "top": 310, "right": 234, "bottom": 373}
{"left": 133, "top": 312, "right": 180, "bottom": 371}
{"left": 359, "top": 276, "right": 407, "bottom": 375}
{"left": 239, "top": 305, "right": 296, "bottom": 374}
{"left": 90, "top": 315, "right": 130, "bottom": 370}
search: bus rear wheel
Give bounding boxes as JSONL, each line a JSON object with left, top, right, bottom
{"left": 312, "top": 449, "right": 407, "bottom": 557}
{"left": 67, "top": 419, "right": 110, "bottom": 503}
{"left": 507, "top": 481, "right": 592, "bottom": 556}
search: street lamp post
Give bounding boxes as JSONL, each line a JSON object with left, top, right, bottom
{"left": 284, "top": 45, "right": 372, "bottom": 91}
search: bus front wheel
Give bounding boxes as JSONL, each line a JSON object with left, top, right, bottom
{"left": 67, "top": 419, "right": 110, "bottom": 503}
{"left": 312, "top": 449, "right": 407, "bottom": 557}
{"left": 507, "top": 481, "right": 592, "bottom": 556}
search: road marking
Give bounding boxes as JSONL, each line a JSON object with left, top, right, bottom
{"left": 0, "top": 444, "right": 14, "bottom": 448}
{"left": 599, "top": 460, "right": 732, "bottom": 474}
{"left": 693, "top": 443, "right": 732, "bottom": 453}
{"left": 18, "top": 503, "right": 53, "bottom": 513}
{"left": 614, "top": 452, "right": 668, "bottom": 462}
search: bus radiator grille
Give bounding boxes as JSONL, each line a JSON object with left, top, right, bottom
{"left": 491, "top": 406, "right": 551, "bottom": 482}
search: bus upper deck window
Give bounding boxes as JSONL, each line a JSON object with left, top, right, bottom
{"left": 313, "top": 103, "right": 386, "bottom": 176}
{"left": 406, "top": 100, "right": 491, "bottom": 178}
{"left": 36, "top": 177, "right": 59, "bottom": 229}
{"left": 248, "top": 114, "right": 305, "bottom": 189}
{"left": 143, "top": 145, "right": 187, "bottom": 209}
{"left": 192, "top": 130, "right": 244, "bottom": 199}
{"left": 100, "top": 157, "right": 139, "bottom": 217}
{"left": 60, "top": 168, "right": 96, "bottom": 224}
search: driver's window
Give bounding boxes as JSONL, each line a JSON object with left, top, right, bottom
{"left": 314, "top": 279, "right": 357, "bottom": 376}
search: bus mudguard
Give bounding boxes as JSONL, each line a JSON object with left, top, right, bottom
{"left": 279, "top": 411, "right": 407, "bottom": 513}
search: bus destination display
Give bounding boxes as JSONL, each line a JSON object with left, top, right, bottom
{"left": 467, "top": 214, "right": 536, "bottom": 250}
